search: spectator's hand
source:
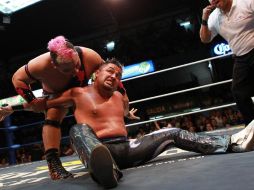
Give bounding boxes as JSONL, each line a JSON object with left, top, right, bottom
{"left": 153, "top": 121, "right": 161, "bottom": 130}
{"left": 127, "top": 108, "right": 140, "bottom": 120}
{"left": 29, "top": 98, "right": 47, "bottom": 113}
{"left": 0, "top": 105, "right": 14, "bottom": 121}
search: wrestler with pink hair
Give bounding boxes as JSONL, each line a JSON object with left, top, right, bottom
{"left": 4, "top": 36, "right": 104, "bottom": 180}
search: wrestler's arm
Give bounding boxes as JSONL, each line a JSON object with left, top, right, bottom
{"left": 117, "top": 80, "right": 140, "bottom": 120}
{"left": 128, "top": 108, "right": 140, "bottom": 120}
{"left": 0, "top": 88, "right": 75, "bottom": 121}
{"left": 12, "top": 53, "right": 49, "bottom": 95}
{"left": 45, "top": 88, "right": 76, "bottom": 109}
{"left": 122, "top": 92, "right": 130, "bottom": 117}
{"left": 122, "top": 92, "right": 140, "bottom": 120}
{"left": 14, "top": 88, "right": 75, "bottom": 110}
{"left": 12, "top": 53, "right": 51, "bottom": 112}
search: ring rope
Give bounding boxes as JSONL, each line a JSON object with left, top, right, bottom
{"left": 0, "top": 78, "right": 232, "bottom": 131}
{"left": 122, "top": 53, "right": 233, "bottom": 82}
{"left": 0, "top": 121, "right": 44, "bottom": 131}
{"left": 0, "top": 136, "right": 70, "bottom": 151}
{"left": 126, "top": 102, "right": 236, "bottom": 127}
{"left": 130, "top": 79, "right": 232, "bottom": 104}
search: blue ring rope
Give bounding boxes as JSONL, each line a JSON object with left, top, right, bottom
{"left": 0, "top": 136, "right": 70, "bottom": 151}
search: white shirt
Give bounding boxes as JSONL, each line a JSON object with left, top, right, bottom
{"left": 208, "top": 0, "right": 254, "bottom": 56}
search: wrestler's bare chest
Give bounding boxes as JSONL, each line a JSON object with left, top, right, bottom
{"left": 75, "top": 92, "right": 124, "bottom": 120}
{"left": 92, "top": 95, "right": 123, "bottom": 116}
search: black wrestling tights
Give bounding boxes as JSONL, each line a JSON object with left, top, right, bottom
{"left": 106, "top": 128, "right": 230, "bottom": 169}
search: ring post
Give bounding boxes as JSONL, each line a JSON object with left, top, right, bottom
{"left": 4, "top": 116, "right": 16, "bottom": 165}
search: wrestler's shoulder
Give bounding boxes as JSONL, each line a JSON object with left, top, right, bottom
{"left": 78, "top": 46, "right": 100, "bottom": 56}
{"left": 23, "top": 52, "right": 51, "bottom": 76}
{"left": 69, "top": 86, "right": 91, "bottom": 95}
{"left": 78, "top": 47, "right": 102, "bottom": 61}
{"left": 113, "top": 91, "right": 125, "bottom": 99}
{"left": 29, "top": 52, "right": 51, "bottom": 64}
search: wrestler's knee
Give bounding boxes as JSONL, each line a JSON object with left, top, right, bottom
{"left": 69, "top": 123, "right": 96, "bottom": 136}
{"left": 147, "top": 127, "right": 181, "bottom": 138}
{"left": 43, "top": 119, "right": 61, "bottom": 128}
{"left": 69, "top": 123, "right": 99, "bottom": 147}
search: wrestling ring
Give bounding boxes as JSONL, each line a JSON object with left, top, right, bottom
{"left": 1, "top": 53, "right": 254, "bottom": 190}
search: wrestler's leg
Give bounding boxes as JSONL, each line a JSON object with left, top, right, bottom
{"left": 106, "top": 128, "right": 230, "bottom": 169}
{"left": 174, "top": 129, "right": 230, "bottom": 154}
{"left": 69, "top": 124, "right": 122, "bottom": 188}
{"left": 106, "top": 128, "right": 179, "bottom": 168}
{"left": 43, "top": 108, "right": 66, "bottom": 150}
{"left": 43, "top": 107, "right": 72, "bottom": 180}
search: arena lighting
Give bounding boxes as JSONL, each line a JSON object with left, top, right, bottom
{"left": 106, "top": 41, "right": 115, "bottom": 52}
{"left": 179, "top": 21, "right": 192, "bottom": 30}
{"left": 180, "top": 21, "right": 191, "bottom": 27}
{"left": 0, "top": 0, "right": 42, "bottom": 14}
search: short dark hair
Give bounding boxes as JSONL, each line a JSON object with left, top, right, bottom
{"left": 102, "top": 58, "right": 123, "bottom": 69}
{"left": 91, "top": 58, "right": 123, "bottom": 82}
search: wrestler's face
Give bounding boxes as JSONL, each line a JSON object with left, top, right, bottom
{"left": 55, "top": 51, "right": 81, "bottom": 75}
{"left": 96, "top": 63, "right": 122, "bottom": 91}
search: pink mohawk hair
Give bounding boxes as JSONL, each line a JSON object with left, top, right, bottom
{"left": 47, "top": 36, "right": 66, "bottom": 52}
{"left": 47, "top": 36, "right": 75, "bottom": 63}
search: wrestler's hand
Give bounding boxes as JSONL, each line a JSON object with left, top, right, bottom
{"left": 0, "top": 105, "right": 14, "bottom": 121}
{"left": 202, "top": 5, "right": 215, "bottom": 21}
{"left": 28, "top": 98, "right": 47, "bottom": 113}
{"left": 127, "top": 108, "right": 140, "bottom": 120}
{"left": 63, "top": 147, "right": 75, "bottom": 156}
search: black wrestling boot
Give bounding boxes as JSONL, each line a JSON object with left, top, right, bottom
{"left": 45, "top": 148, "right": 73, "bottom": 180}
{"left": 70, "top": 124, "right": 122, "bottom": 188}
{"left": 174, "top": 129, "right": 231, "bottom": 154}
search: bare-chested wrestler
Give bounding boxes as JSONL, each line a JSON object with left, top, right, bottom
{"left": 2, "top": 58, "right": 254, "bottom": 188}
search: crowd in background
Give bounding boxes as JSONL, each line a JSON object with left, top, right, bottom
{"left": 130, "top": 108, "right": 244, "bottom": 139}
